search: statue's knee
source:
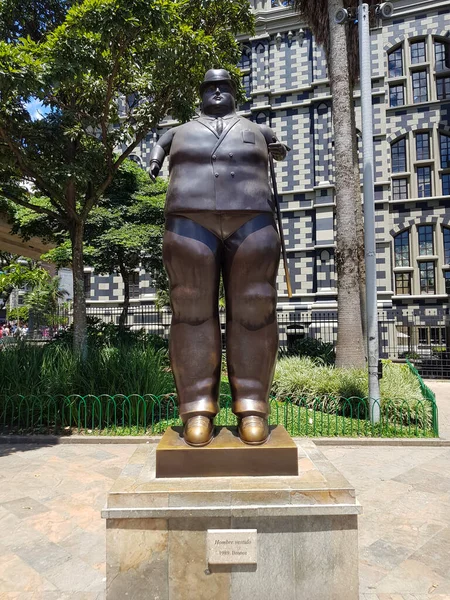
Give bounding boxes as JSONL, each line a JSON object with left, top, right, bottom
{"left": 233, "top": 287, "right": 277, "bottom": 330}
{"left": 171, "top": 285, "right": 214, "bottom": 325}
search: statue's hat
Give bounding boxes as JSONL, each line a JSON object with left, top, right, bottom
{"left": 199, "top": 69, "right": 235, "bottom": 95}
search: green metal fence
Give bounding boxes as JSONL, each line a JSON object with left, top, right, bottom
{"left": 0, "top": 393, "right": 437, "bottom": 437}
{"left": 406, "top": 359, "right": 439, "bottom": 435}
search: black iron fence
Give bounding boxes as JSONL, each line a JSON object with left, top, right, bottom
{"left": 21, "top": 304, "right": 447, "bottom": 380}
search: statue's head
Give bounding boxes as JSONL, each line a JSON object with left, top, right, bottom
{"left": 200, "top": 69, "right": 236, "bottom": 116}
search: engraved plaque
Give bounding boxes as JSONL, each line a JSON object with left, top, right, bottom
{"left": 207, "top": 529, "right": 257, "bottom": 565}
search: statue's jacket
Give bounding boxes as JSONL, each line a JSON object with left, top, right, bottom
{"left": 159, "top": 115, "right": 276, "bottom": 214}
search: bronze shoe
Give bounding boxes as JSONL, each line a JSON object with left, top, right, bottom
{"left": 183, "top": 415, "right": 214, "bottom": 447}
{"left": 238, "top": 415, "right": 269, "bottom": 445}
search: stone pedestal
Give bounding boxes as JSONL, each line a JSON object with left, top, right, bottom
{"left": 102, "top": 440, "right": 361, "bottom": 600}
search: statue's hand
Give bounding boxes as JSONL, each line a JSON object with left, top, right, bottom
{"left": 268, "top": 142, "right": 288, "bottom": 161}
{"left": 149, "top": 161, "right": 160, "bottom": 182}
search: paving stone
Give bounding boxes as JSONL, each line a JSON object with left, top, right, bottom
{"left": 0, "top": 497, "right": 49, "bottom": 520}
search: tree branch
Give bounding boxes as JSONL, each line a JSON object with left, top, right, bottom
{"left": 0, "top": 186, "right": 67, "bottom": 225}
{"left": 0, "top": 126, "right": 63, "bottom": 204}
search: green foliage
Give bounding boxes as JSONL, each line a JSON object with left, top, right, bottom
{"left": 6, "top": 306, "right": 29, "bottom": 321}
{"left": 279, "top": 337, "right": 336, "bottom": 365}
{"left": 0, "top": 260, "right": 50, "bottom": 304}
{"left": 0, "top": 0, "right": 254, "bottom": 350}
{"left": 52, "top": 317, "right": 168, "bottom": 352}
{"left": 0, "top": 339, "right": 173, "bottom": 397}
{"left": 271, "top": 356, "right": 432, "bottom": 428}
{"left": 25, "top": 275, "right": 68, "bottom": 319}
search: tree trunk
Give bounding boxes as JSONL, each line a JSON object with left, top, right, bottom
{"left": 119, "top": 266, "right": 130, "bottom": 330}
{"left": 70, "top": 220, "right": 88, "bottom": 359}
{"left": 350, "top": 103, "right": 367, "bottom": 357}
{"left": 328, "top": 0, "right": 365, "bottom": 368}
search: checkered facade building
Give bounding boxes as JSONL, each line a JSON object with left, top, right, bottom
{"left": 86, "top": 0, "right": 450, "bottom": 356}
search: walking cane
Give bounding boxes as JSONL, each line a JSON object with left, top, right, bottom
{"left": 269, "top": 153, "right": 293, "bottom": 298}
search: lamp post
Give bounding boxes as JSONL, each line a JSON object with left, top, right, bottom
{"left": 358, "top": 2, "right": 380, "bottom": 423}
{"left": 335, "top": 2, "right": 393, "bottom": 422}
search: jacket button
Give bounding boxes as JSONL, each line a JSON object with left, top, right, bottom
{"left": 230, "top": 172, "right": 235, "bottom": 177}
{"left": 229, "top": 153, "right": 233, "bottom": 157}
{"left": 215, "top": 173, "right": 219, "bottom": 178}
{"left": 212, "top": 155, "right": 217, "bottom": 160}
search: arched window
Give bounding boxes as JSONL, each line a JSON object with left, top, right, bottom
{"left": 394, "top": 230, "right": 410, "bottom": 267}
{"left": 255, "top": 111, "right": 267, "bottom": 125}
{"left": 391, "top": 138, "right": 407, "bottom": 173}
{"left": 388, "top": 45, "right": 403, "bottom": 78}
{"left": 239, "top": 45, "right": 252, "bottom": 70}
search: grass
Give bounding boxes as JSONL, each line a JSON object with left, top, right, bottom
{"left": 0, "top": 341, "right": 174, "bottom": 397}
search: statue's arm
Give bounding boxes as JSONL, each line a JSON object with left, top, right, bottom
{"left": 148, "top": 128, "right": 177, "bottom": 180}
{"left": 259, "top": 124, "right": 290, "bottom": 161}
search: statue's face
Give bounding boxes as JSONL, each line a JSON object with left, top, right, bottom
{"left": 202, "top": 82, "right": 235, "bottom": 116}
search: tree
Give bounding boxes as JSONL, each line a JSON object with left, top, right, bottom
{"left": 293, "top": 0, "right": 379, "bottom": 368}
{"left": 0, "top": 0, "right": 254, "bottom": 356}
{"left": 29, "top": 159, "right": 168, "bottom": 328}
{"left": 0, "top": 256, "right": 50, "bottom": 305}
{"left": 25, "top": 275, "right": 69, "bottom": 334}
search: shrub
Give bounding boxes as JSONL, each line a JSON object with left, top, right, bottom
{"left": 271, "top": 356, "right": 432, "bottom": 428}
{"left": 0, "top": 340, "right": 174, "bottom": 397}
{"left": 52, "top": 318, "right": 169, "bottom": 352}
{"left": 279, "top": 337, "right": 335, "bottom": 365}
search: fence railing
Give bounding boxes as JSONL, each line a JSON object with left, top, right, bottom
{"left": 16, "top": 304, "right": 449, "bottom": 379}
{"left": 406, "top": 359, "right": 439, "bottom": 434}
{"left": 0, "top": 393, "right": 437, "bottom": 438}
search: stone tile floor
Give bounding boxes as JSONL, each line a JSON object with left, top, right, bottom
{"left": 0, "top": 381, "right": 448, "bottom": 599}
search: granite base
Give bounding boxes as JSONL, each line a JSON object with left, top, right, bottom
{"left": 102, "top": 440, "right": 361, "bottom": 600}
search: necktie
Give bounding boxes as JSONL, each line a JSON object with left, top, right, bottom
{"left": 216, "top": 117, "right": 223, "bottom": 135}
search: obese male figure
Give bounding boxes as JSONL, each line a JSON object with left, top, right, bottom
{"left": 149, "top": 69, "right": 288, "bottom": 446}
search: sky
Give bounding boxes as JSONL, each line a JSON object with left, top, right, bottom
{"left": 24, "top": 98, "right": 50, "bottom": 120}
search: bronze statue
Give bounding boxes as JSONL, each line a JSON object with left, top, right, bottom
{"left": 149, "top": 69, "right": 289, "bottom": 447}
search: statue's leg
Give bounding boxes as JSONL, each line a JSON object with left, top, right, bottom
{"left": 163, "top": 216, "right": 222, "bottom": 445}
{"left": 223, "top": 214, "right": 281, "bottom": 444}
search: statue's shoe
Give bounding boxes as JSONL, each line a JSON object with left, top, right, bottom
{"left": 183, "top": 415, "right": 214, "bottom": 447}
{"left": 238, "top": 415, "right": 269, "bottom": 445}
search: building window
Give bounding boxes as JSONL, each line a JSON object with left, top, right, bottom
{"left": 417, "top": 166, "right": 432, "bottom": 197}
{"left": 443, "top": 174, "right": 450, "bottom": 196}
{"left": 411, "top": 40, "right": 426, "bottom": 64}
{"left": 395, "top": 273, "right": 411, "bottom": 295}
{"left": 415, "top": 132, "right": 430, "bottom": 160}
{"left": 242, "top": 72, "right": 252, "bottom": 97}
{"left": 419, "top": 261, "right": 435, "bottom": 294}
{"left": 394, "top": 230, "right": 410, "bottom": 266}
{"left": 271, "top": 0, "right": 293, "bottom": 6}
{"left": 444, "top": 228, "right": 450, "bottom": 264}
{"left": 435, "top": 41, "right": 449, "bottom": 72}
{"left": 129, "top": 272, "right": 140, "bottom": 299}
{"left": 388, "top": 46, "right": 403, "bottom": 77}
{"left": 392, "top": 178, "right": 408, "bottom": 200}
{"left": 418, "top": 225, "right": 434, "bottom": 255}
{"left": 389, "top": 85, "right": 404, "bottom": 107}
{"left": 437, "top": 76, "right": 450, "bottom": 100}
{"left": 239, "top": 45, "right": 252, "bottom": 70}
{"left": 391, "top": 138, "right": 407, "bottom": 173}
{"left": 445, "top": 272, "right": 450, "bottom": 294}
{"left": 440, "top": 134, "right": 450, "bottom": 168}
{"left": 412, "top": 70, "right": 428, "bottom": 103}
{"left": 84, "top": 273, "right": 91, "bottom": 298}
